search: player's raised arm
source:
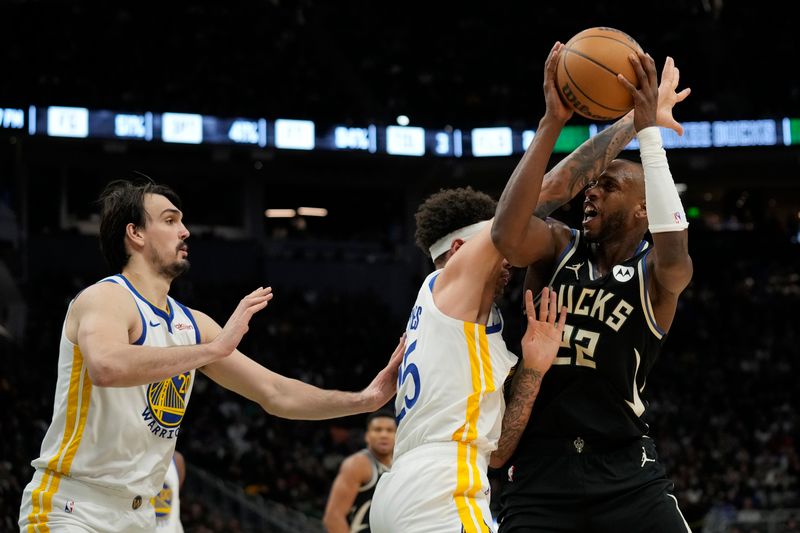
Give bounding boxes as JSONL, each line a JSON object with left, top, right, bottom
{"left": 491, "top": 42, "right": 570, "bottom": 268}
{"left": 535, "top": 56, "right": 691, "bottom": 220}
{"left": 618, "top": 51, "right": 693, "bottom": 331}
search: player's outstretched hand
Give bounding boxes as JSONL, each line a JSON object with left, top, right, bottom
{"left": 656, "top": 56, "right": 691, "bottom": 136}
{"left": 362, "top": 334, "right": 406, "bottom": 410}
{"left": 211, "top": 287, "right": 273, "bottom": 359}
{"left": 521, "top": 287, "right": 567, "bottom": 375}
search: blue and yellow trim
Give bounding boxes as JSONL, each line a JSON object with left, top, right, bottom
{"left": 451, "top": 322, "right": 493, "bottom": 533}
{"left": 27, "top": 346, "right": 92, "bottom": 531}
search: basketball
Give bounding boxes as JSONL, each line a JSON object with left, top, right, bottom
{"left": 556, "top": 27, "right": 644, "bottom": 121}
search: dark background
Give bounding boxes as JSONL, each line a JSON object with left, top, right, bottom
{"left": 1, "top": 2, "right": 799, "bottom": 532}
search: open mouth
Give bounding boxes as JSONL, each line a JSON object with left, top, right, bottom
{"left": 583, "top": 203, "right": 599, "bottom": 223}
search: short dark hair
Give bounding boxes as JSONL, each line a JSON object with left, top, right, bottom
{"left": 98, "top": 178, "right": 182, "bottom": 272}
{"left": 414, "top": 187, "right": 497, "bottom": 260}
{"left": 366, "top": 409, "right": 396, "bottom": 428}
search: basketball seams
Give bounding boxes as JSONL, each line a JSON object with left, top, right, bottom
{"left": 564, "top": 47, "right": 631, "bottom": 84}
{"left": 557, "top": 27, "right": 641, "bottom": 119}
{"left": 568, "top": 34, "right": 642, "bottom": 56}
{"left": 562, "top": 53, "right": 628, "bottom": 114}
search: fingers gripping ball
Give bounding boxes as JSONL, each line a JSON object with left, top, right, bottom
{"left": 556, "top": 27, "right": 643, "bottom": 120}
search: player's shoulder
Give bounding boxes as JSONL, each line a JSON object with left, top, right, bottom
{"left": 73, "top": 278, "right": 135, "bottom": 311}
{"left": 340, "top": 450, "right": 373, "bottom": 478}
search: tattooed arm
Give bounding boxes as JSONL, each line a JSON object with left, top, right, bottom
{"left": 535, "top": 56, "right": 690, "bottom": 219}
{"left": 490, "top": 365, "right": 545, "bottom": 468}
{"left": 534, "top": 113, "right": 635, "bottom": 218}
{"left": 490, "top": 288, "right": 567, "bottom": 469}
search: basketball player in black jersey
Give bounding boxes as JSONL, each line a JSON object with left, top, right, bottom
{"left": 491, "top": 44, "right": 694, "bottom": 532}
{"left": 323, "top": 410, "right": 396, "bottom": 533}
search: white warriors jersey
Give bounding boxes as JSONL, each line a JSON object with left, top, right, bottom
{"left": 154, "top": 456, "right": 184, "bottom": 532}
{"left": 31, "top": 274, "right": 198, "bottom": 499}
{"left": 393, "top": 270, "right": 518, "bottom": 463}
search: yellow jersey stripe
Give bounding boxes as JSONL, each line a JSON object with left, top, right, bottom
{"left": 453, "top": 442, "right": 478, "bottom": 531}
{"left": 451, "top": 323, "right": 492, "bottom": 532}
{"left": 29, "top": 346, "right": 92, "bottom": 530}
{"left": 465, "top": 442, "right": 489, "bottom": 532}
{"left": 61, "top": 362, "right": 93, "bottom": 473}
{"left": 27, "top": 345, "right": 84, "bottom": 528}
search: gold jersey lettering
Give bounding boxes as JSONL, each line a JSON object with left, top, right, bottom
{"left": 574, "top": 288, "right": 596, "bottom": 316}
{"left": 589, "top": 289, "right": 615, "bottom": 322}
{"left": 606, "top": 300, "right": 634, "bottom": 331}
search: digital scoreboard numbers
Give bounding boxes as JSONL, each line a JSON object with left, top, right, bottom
{"left": 46, "top": 106, "right": 89, "bottom": 138}
{"left": 386, "top": 126, "right": 425, "bottom": 156}
{"left": 274, "top": 119, "right": 315, "bottom": 150}
{"left": 0, "top": 108, "right": 25, "bottom": 130}
{"left": 2, "top": 102, "right": 792, "bottom": 155}
{"left": 470, "top": 127, "right": 513, "bottom": 157}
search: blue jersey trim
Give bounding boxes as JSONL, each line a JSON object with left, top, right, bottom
{"left": 117, "top": 274, "right": 175, "bottom": 333}
{"left": 174, "top": 300, "right": 201, "bottom": 344}
{"left": 555, "top": 229, "right": 579, "bottom": 265}
{"left": 486, "top": 306, "right": 503, "bottom": 334}
{"left": 634, "top": 239, "right": 648, "bottom": 256}
{"left": 640, "top": 250, "right": 667, "bottom": 336}
{"left": 102, "top": 277, "right": 147, "bottom": 345}
{"left": 428, "top": 272, "right": 440, "bottom": 292}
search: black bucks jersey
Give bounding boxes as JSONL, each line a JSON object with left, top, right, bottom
{"left": 518, "top": 229, "right": 667, "bottom": 445}
{"left": 348, "top": 449, "right": 390, "bottom": 533}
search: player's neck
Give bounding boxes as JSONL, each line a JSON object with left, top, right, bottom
{"left": 370, "top": 449, "right": 392, "bottom": 467}
{"left": 589, "top": 234, "right": 643, "bottom": 276}
{"left": 121, "top": 264, "right": 172, "bottom": 311}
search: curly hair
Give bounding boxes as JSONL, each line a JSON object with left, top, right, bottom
{"left": 414, "top": 187, "right": 497, "bottom": 259}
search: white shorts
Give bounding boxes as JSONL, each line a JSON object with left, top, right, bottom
{"left": 370, "top": 442, "right": 496, "bottom": 533}
{"left": 19, "top": 468, "right": 156, "bottom": 532}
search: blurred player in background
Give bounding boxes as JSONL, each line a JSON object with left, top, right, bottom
{"left": 492, "top": 45, "right": 693, "bottom": 532}
{"left": 154, "top": 451, "right": 185, "bottom": 532}
{"left": 19, "top": 179, "right": 405, "bottom": 532}
{"left": 323, "top": 410, "right": 396, "bottom": 533}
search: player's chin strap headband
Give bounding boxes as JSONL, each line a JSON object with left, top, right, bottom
{"left": 638, "top": 126, "right": 689, "bottom": 233}
{"left": 428, "top": 220, "right": 490, "bottom": 260}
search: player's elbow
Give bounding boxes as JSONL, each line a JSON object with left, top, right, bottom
{"left": 85, "top": 356, "right": 119, "bottom": 387}
{"left": 491, "top": 222, "right": 521, "bottom": 260}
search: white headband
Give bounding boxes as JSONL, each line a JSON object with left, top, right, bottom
{"left": 428, "top": 220, "right": 490, "bottom": 260}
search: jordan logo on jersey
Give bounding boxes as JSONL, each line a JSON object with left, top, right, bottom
{"left": 141, "top": 371, "right": 191, "bottom": 439}
{"left": 565, "top": 262, "right": 584, "bottom": 280}
{"left": 612, "top": 265, "right": 634, "bottom": 283}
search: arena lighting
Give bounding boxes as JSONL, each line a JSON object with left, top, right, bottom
{"left": 264, "top": 209, "right": 296, "bottom": 218}
{"left": 396, "top": 115, "right": 410, "bottom": 126}
{"left": 297, "top": 207, "right": 328, "bottom": 217}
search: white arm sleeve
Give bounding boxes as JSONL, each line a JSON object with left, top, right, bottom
{"left": 638, "top": 126, "right": 689, "bottom": 233}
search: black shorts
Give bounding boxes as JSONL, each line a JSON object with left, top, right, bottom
{"left": 498, "top": 436, "right": 691, "bottom": 533}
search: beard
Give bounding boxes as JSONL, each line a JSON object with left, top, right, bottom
{"left": 585, "top": 211, "right": 626, "bottom": 243}
{"left": 149, "top": 244, "right": 191, "bottom": 279}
